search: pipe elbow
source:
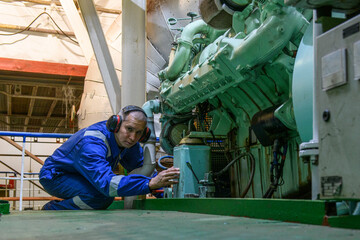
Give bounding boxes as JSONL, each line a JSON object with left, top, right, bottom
{"left": 162, "top": 20, "right": 213, "bottom": 81}
{"left": 129, "top": 143, "right": 156, "bottom": 176}
{"left": 142, "top": 99, "right": 161, "bottom": 118}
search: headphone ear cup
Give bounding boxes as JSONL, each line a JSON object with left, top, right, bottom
{"left": 139, "top": 127, "right": 151, "bottom": 143}
{"left": 106, "top": 115, "right": 121, "bottom": 133}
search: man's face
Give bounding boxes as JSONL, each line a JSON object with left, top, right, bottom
{"left": 115, "top": 112, "right": 147, "bottom": 148}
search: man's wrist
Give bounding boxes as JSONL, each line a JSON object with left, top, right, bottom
{"left": 148, "top": 178, "right": 154, "bottom": 190}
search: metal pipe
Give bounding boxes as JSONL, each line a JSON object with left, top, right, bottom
{"left": 0, "top": 197, "right": 62, "bottom": 201}
{"left": 142, "top": 100, "right": 161, "bottom": 142}
{"left": 311, "top": 10, "right": 321, "bottom": 200}
{"left": 222, "top": 6, "right": 309, "bottom": 69}
{"left": 0, "top": 177, "right": 39, "bottom": 180}
{"left": 159, "top": 20, "right": 223, "bottom": 81}
{"left": 124, "top": 100, "right": 161, "bottom": 209}
{"left": 0, "top": 160, "right": 44, "bottom": 191}
{"left": 19, "top": 137, "right": 26, "bottom": 211}
{"left": 0, "top": 131, "right": 72, "bottom": 138}
{"left": 0, "top": 132, "right": 73, "bottom": 210}
{"left": 0, "top": 136, "right": 44, "bottom": 165}
{"left": 0, "top": 132, "right": 126, "bottom": 205}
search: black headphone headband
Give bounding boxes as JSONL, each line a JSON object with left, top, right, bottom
{"left": 106, "top": 105, "right": 150, "bottom": 143}
{"left": 121, "top": 105, "right": 148, "bottom": 119}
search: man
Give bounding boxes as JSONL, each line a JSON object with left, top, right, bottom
{"left": 39, "top": 105, "right": 179, "bottom": 210}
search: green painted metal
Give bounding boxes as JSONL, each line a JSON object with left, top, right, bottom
{"left": 0, "top": 200, "right": 10, "bottom": 214}
{"left": 231, "top": 0, "right": 251, "bottom": 5}
{"left": 2, "top": 210, "right": 360, "bottom": 239}
{"left": 107, "top": 200, "right": 124, "bottom": 210}
{"left": 232, "top": 3, "right": 257, "bottom": 34}
{"left": 160, "top": 4, "right": 308, "bottom": 114}
{"left": 327, "top": 215, "right": 360, "bottom": 229}
{"left": 274, "top": 99, "right": 297, "bottom": 130}
{"left": 292, "top": 22, "right": 314, "bottom": 143}
{"left": 158, "top": 20, "right": 225, "bottom": 81}
{"left": 133, "top": 198, "right": 327, "bottom": 226}
{"left": 173, "top": 145, "right": 211, "bottom": 198}
{"left": 158, "top": 1, "right": 313, "bottom": 199}
{"left": 208, "top": 108, "right": 234, "bottom": 135}
{"left": 188, "top": 131, "right": 227, "bottom": 139}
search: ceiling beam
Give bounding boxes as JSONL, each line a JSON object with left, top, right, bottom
{"left": 39, "top": 100, "right": 58, "bottom": 133}
{"left": 0, "top": 120, "right": 74, "bottom": 131}
{"left": 54, "top": 119, "right": 65, "bottom": 133}
{"left": 14, "top": 0, "right": 122, "bottom": 15}
{"left": 0, "top": 57, "right": 88, "bottom": 78}
{"left": 78, "top": 0, "right": 121, "bottom": 114}
{"left": 0, "top": 90, "right": 81, "bottom": 102}
{"left": 59, "top": 0, "right": 94, "bottom": 63}
{"left": 0, "top": 78, "right": 84, "bottom": 89}
{"left": 24, "top": 86, "right": 38, "bottom": 132}
{"left": 0, "top": 113, "right": 64, "bottom": 120}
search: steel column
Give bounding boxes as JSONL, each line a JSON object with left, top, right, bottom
{"left": 121, "top": 0, "right": 146, "bottom": 107}
{"left": 77, "top": 0, "right": 121, "bottom": 114}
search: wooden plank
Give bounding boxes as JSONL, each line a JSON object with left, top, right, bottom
{"left": 0, "top": 58, "right": 88, "bottom": 77}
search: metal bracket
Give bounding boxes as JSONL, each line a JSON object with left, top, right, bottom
{"left": 299, "top": 140, "right": 319, "bottom": 165}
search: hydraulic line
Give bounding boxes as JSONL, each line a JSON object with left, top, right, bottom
{"left": 263, "top": 140, "right": 288, "bottom": 198}
{"left": 214, "top": 151, "right": 256, "bottom": 198}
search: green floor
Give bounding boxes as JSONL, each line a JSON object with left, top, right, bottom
{"left": 1, "top": 210, "right": 359, "bottom": 240}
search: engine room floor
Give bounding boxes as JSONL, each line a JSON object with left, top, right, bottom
{"left": 1, "top": 210, "right": 359, "bottom": 240}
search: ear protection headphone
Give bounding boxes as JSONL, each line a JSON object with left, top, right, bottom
{"left": 106, "top": 105, "right": 151, "bottom": 143}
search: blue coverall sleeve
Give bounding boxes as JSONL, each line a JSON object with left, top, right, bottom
{"left": 74, "top": 140, "right": 151, "bottom": 197}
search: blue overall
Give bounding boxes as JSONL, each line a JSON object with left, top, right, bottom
{"left": 39, "top": 121, "right": 151, "bottom": 210}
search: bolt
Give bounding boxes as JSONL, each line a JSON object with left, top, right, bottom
{"left": 322, "top": 109, "right": 330, "bottom": 122}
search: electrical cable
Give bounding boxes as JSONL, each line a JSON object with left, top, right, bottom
{"left": 240, "top": 152, "right": 256, "bottom": 198}
{"left": 0, "top": 12, "right": 78, "bottom": 44}
{"left": 263, "top": 141, "right": 288, "bottom": 198}
{"left": 213, "top": 151, "right": 256, "bottom": 198}
{"left": 157, "top": 155, "right": 173, "bottom": 170}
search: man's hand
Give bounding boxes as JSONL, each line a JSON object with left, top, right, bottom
{"left": 149, "top": 167, "right": 180, "bottom": 190}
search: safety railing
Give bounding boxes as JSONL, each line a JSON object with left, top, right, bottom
{"left": 0, "top": 131, "right": 72, "bottom": 211}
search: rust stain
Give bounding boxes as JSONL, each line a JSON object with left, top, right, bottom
{"left": 296, "top": 143, "right": 303, "bottom": 186}
{"left": 147, "top": 0, "right": 166, "bottom": 13}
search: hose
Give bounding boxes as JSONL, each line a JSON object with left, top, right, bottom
{"left": 157, "top": 155, "right": 174, "bottom": 170}
{"left": 263, "top": 141, "right": 288, "bottom": 198}
{"left": 214, "top": 151, "right": 256, "bottom": 198}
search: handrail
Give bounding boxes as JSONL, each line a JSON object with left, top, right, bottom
{"left": 0, "top": 131, "right": 73, "bottom": 211}
{"left": 0, "top": 160, "right": 45, "bottom": 191}
{"left": 0, "top": 131, "right": 72, "bottom": 138}
{"left": 0, "top": 136, "right": 45, "bottom": 165}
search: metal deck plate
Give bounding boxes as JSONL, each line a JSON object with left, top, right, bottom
{"left": 1, "top": 210, "right": 359, "bottom": 240}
